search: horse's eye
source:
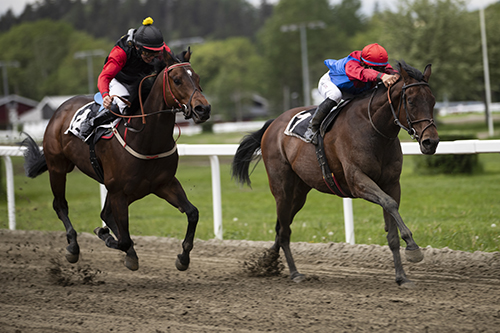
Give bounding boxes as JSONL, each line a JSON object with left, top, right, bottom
{"left": 173, "top": 78, "right": 181, "bottom": 85}
{"left": 407, "top": 98, "right": 414, "bottom": 105}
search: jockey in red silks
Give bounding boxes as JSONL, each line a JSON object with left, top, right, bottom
{"left": 80, "top": 17, "right": 171, "bottom": 139}
{"left": 304, "top": 43, "right": 400, "bottom": 144}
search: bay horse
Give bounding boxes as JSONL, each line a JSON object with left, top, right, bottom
{"left": 22, "top": 49, "right": 211, "bottom": 271}
{"left": 232, "top": 61, "right": 439, "bottom": 286}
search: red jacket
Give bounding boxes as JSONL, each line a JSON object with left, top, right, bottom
{"left": 324, "top": 50, "right": 397, "bottom": 95}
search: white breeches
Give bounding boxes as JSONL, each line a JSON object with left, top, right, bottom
{"left": 317, "top": 71, "right": 342, "bottom": 103}
{"left": 108, "top": 79, "right": 129, "bottom": 114}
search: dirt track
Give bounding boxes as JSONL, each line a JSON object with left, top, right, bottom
{"left": 1, "top": 229, "right": 499, "bottom": 332}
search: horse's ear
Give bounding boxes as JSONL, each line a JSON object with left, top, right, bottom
{"left": 423, "top": 64, "right": 432, "bottom": 82}
{"left": 184, "top": 46, "right": 192, "bottom": 62}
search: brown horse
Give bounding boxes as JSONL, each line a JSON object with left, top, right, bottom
{"left": 232, "top": 61, "right": 439, "bottom": 286}
{"left": 22, "top": 49, "right": 211, "bottom": 271}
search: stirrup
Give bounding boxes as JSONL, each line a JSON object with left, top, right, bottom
{"left": 79, "top": 120, "right": 95, "bottom": 140}
{"left": 304, "top": 127, "right": 319, "bottom": 145}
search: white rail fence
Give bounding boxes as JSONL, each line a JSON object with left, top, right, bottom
{"left": 2, "top": 140, "right": 500, "bottom": 244}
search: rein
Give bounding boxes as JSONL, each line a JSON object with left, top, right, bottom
{"left": 107, "top": 61, "right": 198, "bottom": 159}
{"left": 368, "top": 81, "right": 436, "bottom": 141}
{"left": 107, "top": 62, "right": 195, "bottom": 124}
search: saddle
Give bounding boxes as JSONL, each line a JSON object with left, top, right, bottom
{"left": 284, "top": 99, "right": 351, "bottom": 142}
{"left": 65, "top": 93, "right": 118, "bottom": 143}
{"left": 284, "top": 100, "right": 351, "bottom": 197}
{"left": 65, "top": 93, "right": 120, "bottom": 184}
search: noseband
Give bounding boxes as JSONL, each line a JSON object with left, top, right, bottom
{"left": 368, "top": 81, "right": 436, "bottom": 141}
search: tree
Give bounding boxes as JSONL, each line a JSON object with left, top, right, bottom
{"left": 256, "top": 0, "right": 358, "bottom": 112}
{"left": 0, "top": 20, "right": 112, "bottom": 100}
{"left": 369, "top": 0, "right": 482, "bottom": 101}
{"left": 190, "top": 37, "right": 264, "bottom": 121}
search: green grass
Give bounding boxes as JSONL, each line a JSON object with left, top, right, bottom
{"left": 1, "top": 117, "right": 499, "bottom": 252}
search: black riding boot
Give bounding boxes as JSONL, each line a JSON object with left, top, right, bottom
{"left": 304, "top": 98, "right": 338, "bottom": 144}
{"left": 80, "top": 105, "right": 120, "bottom": 140}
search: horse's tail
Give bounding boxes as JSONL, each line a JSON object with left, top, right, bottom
{"left": 231, "top": 119, "right": 274, "bottom": 187}
{"left": 20, "top": 133, "right": 48, "bottom": 178}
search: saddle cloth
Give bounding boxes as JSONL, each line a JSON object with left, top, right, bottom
{"left": 284, "top": 99, "right": 350, "bottom": 142}
{"left": 64, "top": 101, "right": 119, "bottom": 141}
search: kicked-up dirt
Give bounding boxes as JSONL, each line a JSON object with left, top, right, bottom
{"left": 1, "top": 229, "right": 499, "bottom": 332}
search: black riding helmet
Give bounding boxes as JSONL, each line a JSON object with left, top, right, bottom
{"left": 134, "top": 17, "right": 165, "bottom": 51}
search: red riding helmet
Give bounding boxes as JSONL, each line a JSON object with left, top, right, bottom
{"left": 134, "top": 17, "right": 166, "bottom": 51}
{"left": 361, "top": 43, "right": 389, "bottom": 67}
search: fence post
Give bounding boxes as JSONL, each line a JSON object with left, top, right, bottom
{"left": 209, "top": 155, "right": 223, "bottom": 240}
{"left": 343, "top": 198, "right": 354, "bottom": 245}
{"left": 100, "top": 184, "right": 107, "bottom": 227}
{"left": 3, "top": 156, "right": 16, "bottom": 230}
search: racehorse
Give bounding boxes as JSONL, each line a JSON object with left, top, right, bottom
{"left": 22, "top": 49, "right": 211, "bottom": 271}
{"left": 232, "top": 61, "right": 438, "bottom": 286}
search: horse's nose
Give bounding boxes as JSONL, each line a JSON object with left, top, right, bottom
{"left": 421, "top": 137, "right": 439, "bottom": 155}
{"left": 195, "top": 104, "right": 211, "bottom": 120}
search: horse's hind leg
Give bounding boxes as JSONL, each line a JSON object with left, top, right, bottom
{"left": 94, "top": 195, "right": 138, "bottom": 270}
{"left": 48, "top": 170, "right": 80, "bottom": 263}
{"left": 269, "top": 171, "right": 310, "bottom": 282}
{"left": 155, "top": 177, "right": 198, "bottom": 271}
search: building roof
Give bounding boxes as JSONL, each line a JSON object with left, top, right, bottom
{"left": 19, "top": 95, "right": 75, "bottom": 122}
{"left": 0, "top": 94, "right": 38, "bottom": 108}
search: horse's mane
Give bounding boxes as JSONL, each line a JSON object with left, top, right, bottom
{"left": 396, "top": 60, "right": 424, "bottom": 81}
{"left": 351, "top": 60, "right": 424, "bottom": 102}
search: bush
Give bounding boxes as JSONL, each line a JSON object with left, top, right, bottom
{"left": 202, "top": 121, "right": 214, "bottom": 133}
{"left": 414, "top": 134, "right": 483, "bottom": 174}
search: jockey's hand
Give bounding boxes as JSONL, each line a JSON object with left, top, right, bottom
{"left": 102, "top": 95, "right": 113, "bottom": 109}
{"left": 382, "top": 74, "right": 399, "bottom": 88}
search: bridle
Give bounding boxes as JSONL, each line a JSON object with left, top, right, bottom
{"left": 108, "top": 62, "right": 200, "bottom": 127}
{"left": 368, "top": 81, "right": 436, "bottom": 141}
{"left": 107, "top": 61, "right": 201, "bottom": 160}
{"left": 162, "top": 62, "right": 199, "bottom": 120}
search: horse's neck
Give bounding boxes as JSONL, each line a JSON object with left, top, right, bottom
{"left": 125, "top": 87, "right": 176, "bottom": 152}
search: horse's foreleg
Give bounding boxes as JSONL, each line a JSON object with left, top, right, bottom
{"left": 351, "top": 172, "right": 421, "bottom": 251}
{"left": 350, "top": 172, "right": 422, "bottom": 285}
{"left": 49, "top": 171, "right": 80, "bottom": 264}
{"left": 384, "top": 210, "right": 412, "bottom": 286}
{"left": 156, "top": 177, "right": 198, "bottom": 271}
{"left": 94, "top": 195, "right": 138, "bottom": 270}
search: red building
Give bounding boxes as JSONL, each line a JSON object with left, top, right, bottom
{"left": 0, "top": 95, "right": 39, "bottom": 130}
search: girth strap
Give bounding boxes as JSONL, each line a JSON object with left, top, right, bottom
{"left": 315, "top": 135, "right": 348, "bottom": 197}
{"left": 89, "top": 138, "right": 105, "bottom": 184}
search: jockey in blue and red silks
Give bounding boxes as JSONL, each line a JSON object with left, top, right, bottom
{"left": 304, "top": 43, "right": 400, "bottom": 144}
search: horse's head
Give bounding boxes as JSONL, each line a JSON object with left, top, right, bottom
{"left": 162, "top": 48, "right": 211, "bottom": 124}
{"left": 396, "top": 61, "right": 439, "bottom": 155}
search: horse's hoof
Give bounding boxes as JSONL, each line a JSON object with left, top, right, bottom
{"left": 398, "top": 279, "right": 417, "bottom": 288}
{"left": 405, "top": 247, "right": 424, "bottom": 263}
{"left": 124, "top": 256, "right": 139, "bottom": 271}
{"left": 93, "top": 227, "right": 109, "bottom": 237}
{"left": 291, "top": 273, "right": 306, "bottom": 283}
{"left": 65, "top": 250, "right": 79, "bottom": 264}
{"left": 175, "top": 255, "right": 189, "bottom": 271}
